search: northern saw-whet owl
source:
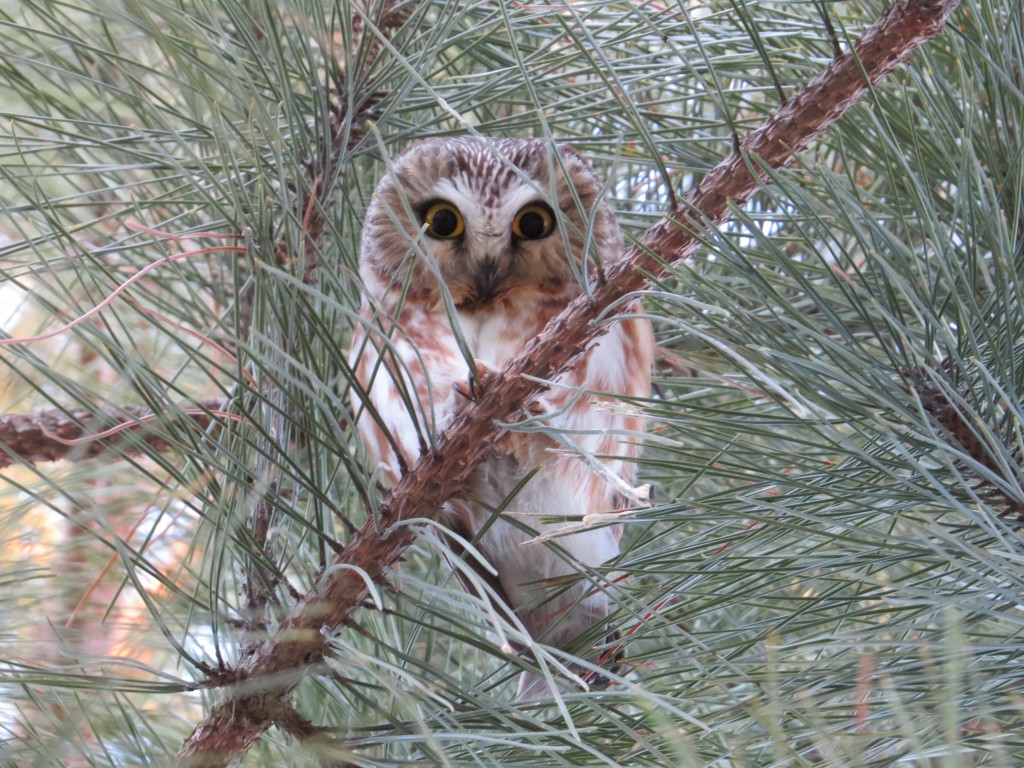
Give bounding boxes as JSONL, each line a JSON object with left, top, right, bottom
{"left": 349, "top": 137, "right": 653, "bottom": 698}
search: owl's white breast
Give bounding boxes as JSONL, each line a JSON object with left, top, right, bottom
{"left": 455, "top": 306, "right": 539, "bottom": 367}
{"left": 455, "top": 300, "right": 641, "bottom": 396}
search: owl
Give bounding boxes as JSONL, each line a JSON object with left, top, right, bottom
{"left": 349, "top": 137, "right": 653, "bottom": 698}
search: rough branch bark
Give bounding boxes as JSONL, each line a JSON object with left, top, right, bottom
{"left": 175, "top": 1, "right": 963, "bottom": 764}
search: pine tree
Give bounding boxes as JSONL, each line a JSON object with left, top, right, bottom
{"left": 2, "top": 1, "right": 1020, "bottom": 765}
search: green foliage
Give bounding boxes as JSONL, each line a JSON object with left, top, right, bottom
{"left": 0, "top": 0, "right": 1021, "bottom": 765}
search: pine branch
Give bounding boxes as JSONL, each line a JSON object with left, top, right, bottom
{"left": 906, "top": 362, "right": 1024, "bottom": 523}
{"left": 175, "top": 1, "right": 963, "bottom": 764}
{"left": 0, "top": 400, "right": 224, "bottom": 469}
{"left": 287, "top": 2, "right": 413, "bottom": 284}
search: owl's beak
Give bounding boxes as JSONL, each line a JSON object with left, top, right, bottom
{"left": 472, "top": 256, "right": 502, "bottom": 302}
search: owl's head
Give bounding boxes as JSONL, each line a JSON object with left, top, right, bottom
{"left": 359, "top": 137, "right": 623, "bottom": 311}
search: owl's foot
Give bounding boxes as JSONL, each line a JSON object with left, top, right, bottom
{"left": 452, "top": 362, "right": 500, "bottom": 403}
{"left": 580, "top": 630, "right": 626, "bottom": 690}
{"left": 514, "top": 630, "right": 627, "bottom": 701}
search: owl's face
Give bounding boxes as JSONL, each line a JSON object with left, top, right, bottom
{"left": 359, "top": 137, "right": 623, "bottom": 312}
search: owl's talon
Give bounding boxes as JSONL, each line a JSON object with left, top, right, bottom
{"left": 455, "top": 362, "right": 502, "bottom": 403}
{"left": 452, "top": 379, "right": 475, "bottom": 402}
{"left": 453, "top": 366, "right": 497, "bottom": 403}
{"left": 584, "top": 629, "right": 626, "bottom": 690}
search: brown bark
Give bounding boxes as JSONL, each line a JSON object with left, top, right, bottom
{"left": 175, "top": 0, "right": 963, "bottom": 765}
{"left": 906, "top": 363, "right": 1024, "bottom": 523}
{"left": 0, "top": 401, "right": 222, "bottom": 469}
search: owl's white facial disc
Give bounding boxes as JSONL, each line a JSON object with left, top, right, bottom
{"left": 361, "top": 137, "right": 624, "bottom": 312}
{"left": 425, "top": 175, "right": 563, "bottom": 309}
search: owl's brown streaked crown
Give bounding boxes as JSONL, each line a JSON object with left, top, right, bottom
{"left": 359, "top": 137, "right": 624, "bottom": 312}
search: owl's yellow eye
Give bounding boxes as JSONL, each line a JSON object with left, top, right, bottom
{"left": 512, "top": 203, "right": 556, "bottom": 240}
{"left": 422, "top": 201, "right": 464, "bottom": 239}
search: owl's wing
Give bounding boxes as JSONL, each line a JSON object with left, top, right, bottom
{"left": 350, "top": 311, "right": 523, "bottom": 651}
{"left": 540, "top": 311, "right": 651, "bottom": 495}
{"left": 349, "top": 305, "right": 472, "bottom": 483}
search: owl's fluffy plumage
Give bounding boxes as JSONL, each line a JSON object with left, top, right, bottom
{"left": 349, "top": 137, "right": 653, "bottom": 697}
